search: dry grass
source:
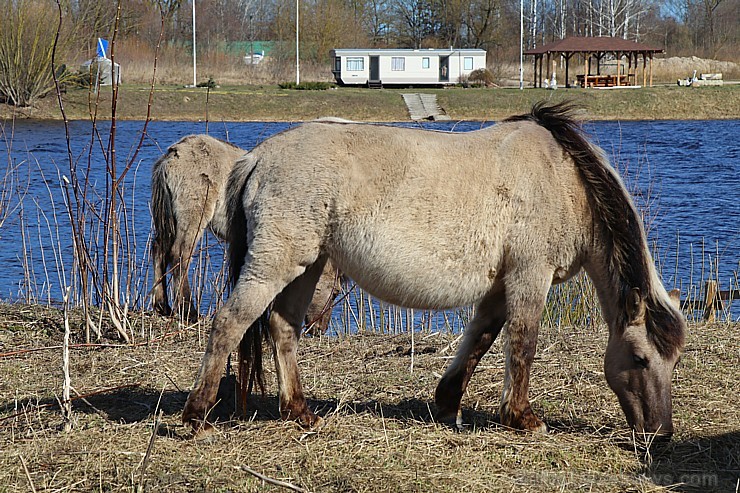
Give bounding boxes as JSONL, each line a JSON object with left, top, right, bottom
{"left": 99, "top": 41, "right": 740, "bottom": 87}
{"left": 1, "top": 303, "right": 738, "bottom": 492}
{"left": 104, "top": 39, "right": 337, "bottom": 87}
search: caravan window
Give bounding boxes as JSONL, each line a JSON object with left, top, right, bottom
{"left": 391, "top": 57, "right": 405, "bottom": 71}
{"left": 346, "top": 57, "right": 364, "bottom": 71}
{"left": 334, "top": 57, "right": 341, "bottom": 71}
{"left": 422, "top": 57, "right": 430, "bottom": 69}
{"left": 464, "top": 57, "right": 474, "bottom": 70}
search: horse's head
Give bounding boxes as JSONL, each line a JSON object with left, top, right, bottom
{"left": 604, "top": 288, "right": 685, "bottom": 439}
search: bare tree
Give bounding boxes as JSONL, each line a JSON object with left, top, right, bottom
{"left": 462, "top": 0, "right": 501, "bottom": 48}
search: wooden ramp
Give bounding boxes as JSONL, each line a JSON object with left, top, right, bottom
{"left": 402, "top": 93, "right": 451, "bottom": 121}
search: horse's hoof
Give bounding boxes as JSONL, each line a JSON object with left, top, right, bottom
{"left": 297, "top": 412, "right": 325, "bottom": 430}
{"left": 525, "top": 419, "right": 548, "bottom": 434}
{"left": 501, "top": 405, "right": 548, "bottom": 434}
{"left": 182, "top": 399, "right": 213, "bottom": 432}
{"left": 154, "top": 303, "right": 172, "bottom": 317}
{"left": 435, "top": 408, "right": 465, "bottom": 432}
{"left": 306, "top": 415, "right": 326, "bottom": 431}
{"left": 192, "top": 422, "right": 218, "bottom": 441}
{"left": 283, "top": 407, "right": 324, "bottom": 430}
{"left": 183, "top": 416, "right": 217, "bottom": 441}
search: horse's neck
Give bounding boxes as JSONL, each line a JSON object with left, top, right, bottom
{"left": 583, "top": 228, "right": 654, "bottom": 333}
{"left": 584, "top": 254, "right": 623, "bottom": 333}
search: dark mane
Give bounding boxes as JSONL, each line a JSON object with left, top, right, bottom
{"left": 506, "top": 102, "right": 684, "bottom": 356}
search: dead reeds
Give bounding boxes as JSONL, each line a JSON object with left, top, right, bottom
{"left": 0, "top": 303, "right": 737, "bottom": 492}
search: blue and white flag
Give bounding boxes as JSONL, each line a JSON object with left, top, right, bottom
{"left": 97, "top": 38, "right": 109, "bottom": 58}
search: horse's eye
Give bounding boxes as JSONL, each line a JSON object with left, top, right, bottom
{"left": 633, "top": 355, "right": 649, "bottom": 368}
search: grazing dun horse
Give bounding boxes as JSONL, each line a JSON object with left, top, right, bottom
{"left": 150, "top": 134, "right": 341, "bottom": 331}
{"left": 182, "top": 103, "right": 686, "bottom": 438}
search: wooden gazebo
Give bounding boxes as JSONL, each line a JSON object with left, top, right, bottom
{"left": 524, "top": 37, "right": 664, "bottom": 88}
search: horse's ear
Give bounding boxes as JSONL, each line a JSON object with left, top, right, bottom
{"left": 626, "top": 287, "right": 646, "bottom": 323}
{"left": 668, "top": 289, "right": 681, "bottom": 310}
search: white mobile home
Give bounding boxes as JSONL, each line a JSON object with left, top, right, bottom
{"left": 330, "top": 48, "right": 487, "bottom": 87}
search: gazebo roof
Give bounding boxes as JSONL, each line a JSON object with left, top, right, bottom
{"left": 524, "top": 36, "right": 663, "bottom": 55}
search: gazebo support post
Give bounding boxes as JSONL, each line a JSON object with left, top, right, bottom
{"left": 538, "top": 55, "right": 543, "bottom": 87}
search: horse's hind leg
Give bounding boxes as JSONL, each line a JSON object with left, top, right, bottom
{"left": 304, "top": 259, "right": 341, "bottom": 336}
{"left": 435, "top": 291, "right": 506, "bottom": 428}
{"left": 182, "top": 271, "right": 297, "bottom": 434}
{"left": 151, "top": 236, "right": 172, "bottom": 316}
{"left": 269, "top": 257, "right": 329, "bottom": 427}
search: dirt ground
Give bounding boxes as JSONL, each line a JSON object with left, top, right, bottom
{"left": 1, "top": 303, "right": 738, "bottom": 492}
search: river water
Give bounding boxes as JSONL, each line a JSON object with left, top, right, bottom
{"left": 1, "top": 118, "right": 738, "bottom": 324}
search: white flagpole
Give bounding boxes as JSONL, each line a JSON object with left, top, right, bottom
{"left": 519, "top": 0, "right": 524, "bottom": 90}
{"left": 296, "top": 0, "right": 300, "bottom": 85}
{"left": 192, "top": 0, "right": 197, "bottom": 87}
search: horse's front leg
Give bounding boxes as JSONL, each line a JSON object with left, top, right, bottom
{"left": 269, "top": 259, "right": 328, "bottom": 428}
{"left": 171, "top": 229, "right": 203, "bottom": 323}
{"left": 499, "top": 270, "right": 551, "bottom": 433}
{"left": 435, "top": 292, "right": 506, "bottom": 428}
{"left": 172, "top": 255, "right": 199, "bottom": 323}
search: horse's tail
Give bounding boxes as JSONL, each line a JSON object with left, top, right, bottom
{"left": 238, "top": 312, "right": 269, "bottom": 414}
{"left": 151, "top": 146, "right": 178, "bottom": 269}
{"left": 225, "top": 152, "right": 259, "bottom": 286}
{"left": 226, "top": 152, "right": 270, "bottom": 413}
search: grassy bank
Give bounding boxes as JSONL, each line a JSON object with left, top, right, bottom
{"left": 1, "top": 304, "right": 738, "bottom": 492}
{"left": 3, "top": 84, "right": 739, "bottom": 122}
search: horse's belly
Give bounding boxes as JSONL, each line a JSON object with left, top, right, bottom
{"left": 329, "top": 226, "right": 499, "bottom": 310}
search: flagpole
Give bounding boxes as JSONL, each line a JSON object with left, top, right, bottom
{"left": 519, "top": 0, "right": 524, "bottom": 90}
{"left": 192, "top": 0, "right": 197, "bottom": 87}
{"left": 295, "top": 0, "right": 300, "bottom": 85}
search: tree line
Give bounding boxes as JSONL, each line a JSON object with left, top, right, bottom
{"left": 136, "top": 0, "right": 737, "bottom": 61}
{"left": 0, "top": 0, "right": 737, "bottom": 105}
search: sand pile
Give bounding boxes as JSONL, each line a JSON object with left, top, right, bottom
{"left": 654, "top": 55, "right": 739, "bottom": 78}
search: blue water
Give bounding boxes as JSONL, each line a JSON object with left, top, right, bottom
{"left": 0, "top": 118, "right": 738, "bottom": 323}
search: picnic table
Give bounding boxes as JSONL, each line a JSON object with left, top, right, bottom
{"left": 577, "top": 74, "right": 631, "bottom": 87}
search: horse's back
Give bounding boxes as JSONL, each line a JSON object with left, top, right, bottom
{"left": 162, "top": 134, "right": 243, "bottom": 188}
{"left": 243, "top": 121, "right": 592, "bottom": 309}
{"left": 160, "top": 135, "right": 245, "bottom": 239}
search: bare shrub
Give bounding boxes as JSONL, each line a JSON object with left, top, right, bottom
{"left": 467, "top": 68, "right": 496, "bottom": 87}
{"left": 0, "top": 0, "right": 75, "bottom": 106}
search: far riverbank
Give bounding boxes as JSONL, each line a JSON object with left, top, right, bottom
{"left": 2, "top": 84, "right": 739, "bottom": 122}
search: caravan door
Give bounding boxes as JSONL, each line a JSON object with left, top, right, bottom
{"left": 439, "top": 56, "right": 450, "bottom": 82}
{"left": 369, "top": 56, "right": 380, "bottom": 82}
